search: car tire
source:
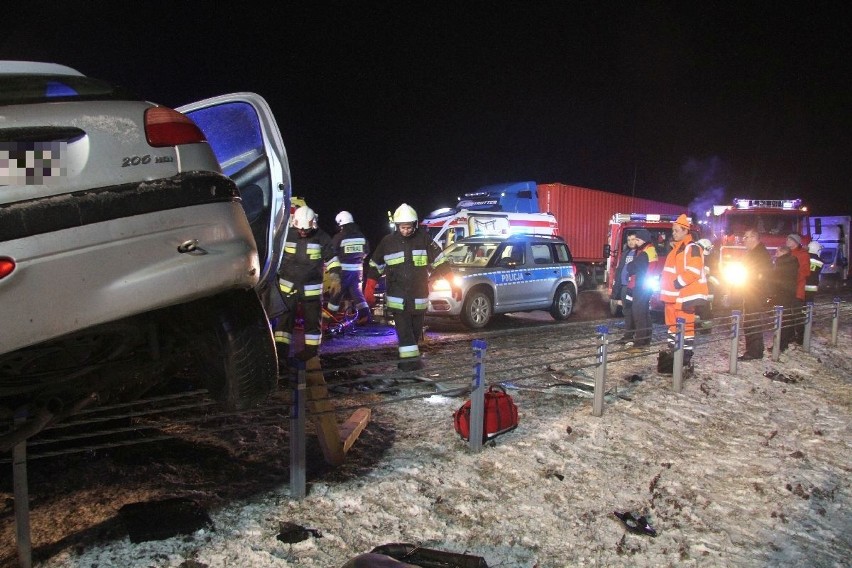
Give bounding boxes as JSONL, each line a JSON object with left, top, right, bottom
{"left": 184, "top": 289, "right": 278, "bottom": 410}
{"left": 550, "top": 284, "right": 575, "bottom": 320}
{"left": 460, "top": 290, "right": 492, "bottom": 329}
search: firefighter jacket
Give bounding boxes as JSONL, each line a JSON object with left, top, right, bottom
{"left": 277, "top": 229, "right": 341, "bottom": 298}
{"left": 790, "top": 246, "right": 810, "bottom": 300}
{"left": 740, "top": 242, "right": 773, "bottom": 309}
{"left": 626, "top": 242, "right": 658, "bottom": 295}
{"left": 331, "top": 223, "right": 370, "bottom": 273}
{"left": 805, "top": 252, "right": 824, "bottom": 295}
{"left": 771, "top": 253, "right": 799, "bottom": 308}
{"left": 366, "top": 228, "right": 442, "bottom": 312}
{"left": 660, "top": 234, "right": 709, "bottom": 307}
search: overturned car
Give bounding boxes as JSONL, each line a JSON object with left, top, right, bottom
{"left": 0, "top": 62, "right": 293, "bottom": 446}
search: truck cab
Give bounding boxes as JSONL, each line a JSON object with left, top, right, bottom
{"left": 711, "top": 198, "right": 810, "bottom": 304}
{"left": 604, "top": 213, "right": 695, "bottom": 315}
{"left": 810, "top": 215, "right": 850, "bottom": 289}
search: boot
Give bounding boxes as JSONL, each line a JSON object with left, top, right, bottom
{"left": 356, "top": 308, "right": 372, "bottom": 325}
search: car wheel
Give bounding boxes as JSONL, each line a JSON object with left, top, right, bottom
{"left": 460, "top": 290, "right": 492, "bottom": 329}
{"left": 184, "top": 289, "right": 277, "bottom": 410}
{"left": 550, "top": 284, "right": 575, "bottom": 320}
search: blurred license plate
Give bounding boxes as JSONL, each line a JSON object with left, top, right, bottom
{"left": 0, "top": 141, "right": 66, "bottom": 184}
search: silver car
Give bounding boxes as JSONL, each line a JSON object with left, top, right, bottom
{"left": 0, "top": 62, "right": 293, "bottom": 434}
{"left": 428, "top": 234, "right": 578, "bottom": 329}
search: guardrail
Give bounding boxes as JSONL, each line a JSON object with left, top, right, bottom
{"left": 285, "top": 297, "right": 850, "bottom": 498}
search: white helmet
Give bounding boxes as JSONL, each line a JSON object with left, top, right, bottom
{"left": 807, "top": 240, "right": 823, "bottom": 254}
{"left": 696, "top": 238, "right": 714, "bottom": 254}
{"left": 335, "top": 210, "right": 354, "bottom": 226}
{"left": 292, "top": 206, "right": 317, "bottom": 230}
{"left": 392, "top": 203, "right": 418, "bottom": 224}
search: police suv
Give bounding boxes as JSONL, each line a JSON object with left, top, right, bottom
{"left": 427, "top": 234, "right": 578, "bottom": 329}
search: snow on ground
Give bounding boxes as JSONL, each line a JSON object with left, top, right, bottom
{"left": 27, "top": 322, "right": 852, "bottom": 567}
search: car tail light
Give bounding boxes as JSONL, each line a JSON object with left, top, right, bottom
{"left": 0, "top": 257, "right": 15, "bottom": 280}
{"left": 144, "top": 107, "right": 207, "bottom": 147}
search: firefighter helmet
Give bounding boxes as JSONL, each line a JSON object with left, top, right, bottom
{"left": 335, "top": 210, "right": 354, "bottom": 226}
{"left": 696, "top": 238, "right": 714, "bottom": 254}
{"left": 807, "top": 240, "right": 823, "bottom": 254}
{"left": 392, "top": 203, "right": 418, "bottom": 224}
{"left": 292, "top": 206, "right": 317, "bottom": 230}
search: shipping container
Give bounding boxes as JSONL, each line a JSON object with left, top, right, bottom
{"left": 536, "top": 183, "right": 685, "bottom": 286}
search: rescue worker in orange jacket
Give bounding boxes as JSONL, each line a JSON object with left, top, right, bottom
{"left": 660, "top": 214, "right": 709, "bottom": 365}
{"left": 274, "top": 206, "right": 341, "bottom": 362}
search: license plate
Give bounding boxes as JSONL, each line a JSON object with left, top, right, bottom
{"left": 0, "top": 141, "right": 66, "bottom": 185}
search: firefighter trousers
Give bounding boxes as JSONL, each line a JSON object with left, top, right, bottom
{"left": 392, "top": 309, "right": 425, "bottom": 363}
{"left": 275, "top": 292, "right": 322, "bottom": 359}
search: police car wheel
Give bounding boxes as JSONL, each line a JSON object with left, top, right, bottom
{"left": 460, "top": 290, "right": 492, "bottom": 329}
{"left": 550, "top": 284, "right": 575, "bottom": 320}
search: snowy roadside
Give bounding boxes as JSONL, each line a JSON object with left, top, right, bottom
{"left": 32, "top": 321, "right": 852, "bottom": 568}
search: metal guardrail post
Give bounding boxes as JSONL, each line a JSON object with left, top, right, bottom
{"left": 468, "top": 339, "right": 487, "bottom": 452}
{"left": 730, "top": 310, "right": 741, "bottom": 374}
{"left": 831, "top": 298, "right": 840, "bottom": 346}
{"left": 289, "top": 360, "right": 307, "bottom": 499}
{"left": 672, "top": 318, "right": 685, "bottom": 393}
{"left": 803, "top": 302, "right": 814, "bottom": 352}
{"left": 771, "top": 305, "right": 783, "bottom": 362}
{"left": 13, "top": 412, "right": 32, "bottom": 568}
{"left": 593, "top": 325, "right": 608, "bottom": 417}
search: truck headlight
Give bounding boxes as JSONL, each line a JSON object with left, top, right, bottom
{"left": 723, "top": 262, "right": 747, "bottom": 285}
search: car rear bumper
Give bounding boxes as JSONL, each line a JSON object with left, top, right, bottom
{"left": 1, "top": 174, "right": 259, "bottom": 355}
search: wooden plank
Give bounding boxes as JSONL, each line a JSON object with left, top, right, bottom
{"left": 339, "top": 408, "right": 371, "bottom": 454}
{"left": 303, "top": 356, "right": 345, "bottom": 466}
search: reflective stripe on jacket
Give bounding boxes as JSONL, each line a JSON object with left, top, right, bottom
{"left": 660, "top": 234, "right": 708, "bottom": 306}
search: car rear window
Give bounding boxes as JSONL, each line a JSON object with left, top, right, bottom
{"left": 0, "top": 74, "right": 137, "bottom": 105}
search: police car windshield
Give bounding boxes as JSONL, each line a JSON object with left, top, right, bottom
{"left": 443, "top": 242, "right": 498, "bottom": 266}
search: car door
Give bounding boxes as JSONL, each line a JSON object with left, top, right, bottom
{"left": 177, "top": 94, "right": 292, "bottom": 306}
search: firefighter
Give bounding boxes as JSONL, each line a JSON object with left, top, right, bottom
{"left": 364, "top": 203, "right": 442, "bottom": 371}
{"left": 274, "top": 206, "right": 341, "bottom": 362}
{"left": 805, "top": 240, "right": 824, "bottom": 302}
{"left": 660, "top": 214, "right": 709, "bottom": 367}
{"left": 695, "top": 238, "right": 718, "bottom": 332}
{"left": 786, "top": 233, "right": 810, "bottom": 344}
{"left": 624, "top": 229, "right": 657, "bottom": 351}
{"left": 328, "top": 210, "right": 372, "bottom": 325}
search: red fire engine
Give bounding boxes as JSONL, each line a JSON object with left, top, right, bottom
{"left": 710, "top": 198, "right": 810, "bottom": 306}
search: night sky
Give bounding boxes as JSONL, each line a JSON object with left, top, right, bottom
{"left": 5, "top": 2, "right": 850, "bottom": 245}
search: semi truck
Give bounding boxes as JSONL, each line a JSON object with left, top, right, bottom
{"left": 810, "top": 215, "right": 850, "bottom": 289}
{"left": 422, "top": 181, "right": 686, "bottom": 289}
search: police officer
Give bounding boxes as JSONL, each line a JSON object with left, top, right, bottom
{"left": 274, "top": 206, "right": 341, "bottom": 362}
{"left": 364, "top": 204, "right": 442, "bottom": 371}
{"left": 328, "top": 210, "right": 372, "bottom": 324}
{"left": 625, "top": 229, "right": 657, "bottom": 351}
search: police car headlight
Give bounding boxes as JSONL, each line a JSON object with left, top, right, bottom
{"left": 644, "top": 275, "right": 660, "bottom": 291}
{"left": 432, "top": 278, "right": 452, "bottom": 292}
{"left": 723, "top": 262, "right": 747, "bottom": 284}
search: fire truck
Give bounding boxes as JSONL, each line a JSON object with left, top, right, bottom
{"left": 604, "top": 213, "right": 701, "bottom": 316}
{"left": 710, "top": 198, "right": 810, "bottom": 305}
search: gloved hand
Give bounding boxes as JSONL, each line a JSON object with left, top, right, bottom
{"left": 364, "top": 278, "right": 378, "bottom": 306}
{"left": 324, "top": 272, "right": 341, "bottom": 297}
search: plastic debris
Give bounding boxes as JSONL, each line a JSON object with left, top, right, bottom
{"left": 614, "top": 511, "right": 658, "bottom": 537}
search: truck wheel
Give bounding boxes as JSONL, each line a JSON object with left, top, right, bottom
{"left": 460, "top": 290, "right": 492, "bottom": 329}
{"left": 186, "top": 289, "right": 277, "bottom": 410}
{"left": 550, "top": 284, "right": 575, "bottom": 320}
{"left": 575, "top": 269, "right": 586, "bottom": 290}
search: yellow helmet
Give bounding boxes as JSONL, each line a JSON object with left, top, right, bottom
{"left": 392, "top": 203, "right": 418, "bottom": 224}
